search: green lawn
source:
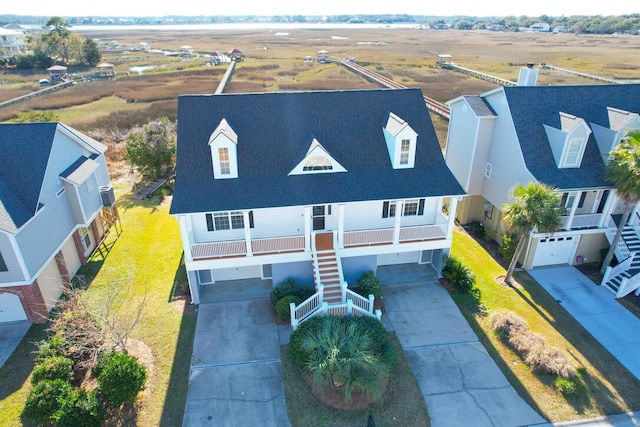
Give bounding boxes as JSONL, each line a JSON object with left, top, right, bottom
{"left": 0, "top": 195, "right": 196, "bottom": 426}
{"left": 450, "top": 229, "right": 640, "bottom": 422}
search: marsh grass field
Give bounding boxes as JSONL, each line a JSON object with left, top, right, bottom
{"left": 1, "top": 26, "right": 640, "bottom": 426}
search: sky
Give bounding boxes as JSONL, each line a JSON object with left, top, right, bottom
{"left": 2, "top": 0, "right": 637, "bottom": 18}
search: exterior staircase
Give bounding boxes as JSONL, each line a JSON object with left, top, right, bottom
{"left": 314, "top": 250, "right": 343, "bottom": 303}
{"left": 603, "top": 222, "right": 640, "bottom": 296}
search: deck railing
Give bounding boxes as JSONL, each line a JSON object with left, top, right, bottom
{"left": 191, "top": 223, "right": 448, "bottom": 260}
{"left": 616, "top": 273, "right": 640, "bottom": 299}
{"left": 560, "top": 213, "right": 603, "bottom": 230}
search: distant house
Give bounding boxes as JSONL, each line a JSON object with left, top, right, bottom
{"left": 0, "top": 27, "right": 28, "bottom": 60}
{"left": 530, "top": 23, "right": 551, "bottom": 32}
{"left": 445, "top": 67, "right": 640, "bottom": 297}
{"left": 0, "top": 123, "right": 119, "bottom": 323}
{"left": 170, "top": 88, "right": 464, "bottom": 310}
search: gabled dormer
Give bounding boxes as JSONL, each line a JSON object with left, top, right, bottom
{"left": 288, "top": 138, "right": 347, "bottom": 175}
{"left": 208, "top": 119, "right": 238, "bottom": 179}
{"left": 591, "top": 107, "right": 640, "bottom": 161}
{"left": 543, "top": 112, "right": 591, "bottom": 169}
{"left": 383, "top": 112, "right": 418, "bottom": 169}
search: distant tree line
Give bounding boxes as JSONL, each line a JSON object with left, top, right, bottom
{"left": 11, "top": 17, "right": 100, "bottom": 69}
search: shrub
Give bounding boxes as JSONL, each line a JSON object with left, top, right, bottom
{"left": 441, "top": 256, "right": 475, "bottom": 293}
{"left": 469, "top": 221, "right": 486, "bottom": 239}
{"left": 35, "top": 332, "right": 67, "bottom": 363}
{"left": 31, "top": 356, "right": 74, "bottom": 385}
{"left": 489, "top": 311, "right": 528, "bottom": 338}
{"left": 499, "top": 231, "right": 518, "bottom": 261}
{"left": 555, "top": 371, "right": 586, "bottom": 396}
{"left": 525, "top": 346, "right": 577, "bottom": 379}
{"left": 289, "top": 317, "right": 324, "bottom": 371}
{"left": 356, "top": 271, "right": 382, "bottom": 298}
{"left": 95, "top": 351, "right": 147, "bottom": 407}
{"left": 275, "top": 295, "right": 302, "bottom": 322}
{"left": 22, "top": 379, "right": 72, "bottom": 425}
{"left": 55, "top": 388, "right": 105, "bottom": 427}
{"left": 269, "top": 278, "right": 314, "bottom": 309}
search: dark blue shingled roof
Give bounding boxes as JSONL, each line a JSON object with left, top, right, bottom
{"left": 170, "top": 88, "right": 464, "bottom": 214}
{"left": 503, "top": 84, "right": 640, "bottom": 190}
{"left": 0, "top": 122, "right": 58, "bottom": 232}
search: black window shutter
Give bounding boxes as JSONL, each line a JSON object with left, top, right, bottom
{"left": 418, "top": 198, "right": 425, "bottom": 215}
{"left": 578, "top": 192, "right": 587, "bottom": 208}
{"left": 249, "top": 211, "right": 254, "bottom": 228}
{"left": 382, "top": 201, "right": 389, "bottom": 218}
{"left": 206, "top": 213, "right": 214, "bottom": 231}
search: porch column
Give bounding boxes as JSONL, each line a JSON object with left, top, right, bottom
{"left": 393, "top": 201, "right": 403, "bottom": 245}
{"left": 447, "top": 197, "right": 458, "bottom": 240}
{"left": 600, "top": 191, "right": 619, "bottom": 229}
{"left": 177, "top": 216, "right": 193, "bottom": 262}
{"left": 304, "top": 207, "right": 311, "bottom": 251}
{"left": 565, "top": 191, "right": 581, "bottom": 231}
{"left": 243, "top": 211, "right": 253, "bottom": 256}
{"left": 337, "top": 204, "right": 345, "bottom": 249}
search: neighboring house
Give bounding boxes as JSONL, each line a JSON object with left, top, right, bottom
{"left": 530, "top": 23, "right": 551, "bottom": 32}
{"left": 170, "top": 88, "right": 465, "bottom": 310}
{"left": 0, "top": 27, "right": 28, "bottom": 60}
{"left": 0, "top": 123, "right": 118, "bottom": 323}
{"left": 445, "top": 68, "right": 640, "bottom": 296}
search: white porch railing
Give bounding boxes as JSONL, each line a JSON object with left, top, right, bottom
{"left": 601, "top": 255, "right": 633, "bottom": 285}
{"left": 343, "top": 224, "right": 446, "bottom": 247}
{"left": 561, "top": 213, "right": 603, "bottom": 230}
{"left": 616, "top": 273, "right": 640, "bottom": 298}
{"left": 191, "top": 235, "right": 305, "bottom": 259}
{"left": 290, "top": 285, "right": 324, "bottom": 330}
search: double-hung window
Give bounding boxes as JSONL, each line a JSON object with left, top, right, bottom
{"left": 79, "top": 227, "right": 91, "bottom": 250}
{"left": 400, "top": 139, "right": 410, "bottom": 165}
{"left": 206, "top": 211, "right": 253, "bottom": 231}
{"left": 219, "top": 148, "right": 230, "bottom": 175}
{"left": 382, "top": 199, "right": 425, "bottom": 217}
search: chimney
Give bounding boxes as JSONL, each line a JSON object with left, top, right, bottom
{"left": 517, "top": 63, "right": 538, "bottom": 86}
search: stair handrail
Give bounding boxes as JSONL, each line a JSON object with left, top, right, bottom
{"left": 616, "top": 272, "right": 640, "bottom": 298}
{"left": 290, "top": 285, "right": 323, "bottom": 331}
{"left": 601, "top": 254, "right": 633, "bottom": 285}
{"left": 333, "top": 231, "right": 346, "bottom": 288}
{"left": 606, "top": 216, "right": 632, "bottom": 261}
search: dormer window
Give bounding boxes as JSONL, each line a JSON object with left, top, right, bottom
{"left": 219, "top": 148, "right": 230, "bottom": 175}
{"left": 544, "top": 112, "right": 591, "bottom": 169}
{"left": 209, "top": 119, "right": 238, "bottom": 179}
{"left": 383, "top": 112, "right": 418, "bottom": 169}
{"left": 592, "top": 107, "right": 640, "bottom": 161}
{"left": 289, "top": 138, "right": 346, "bottom": 175}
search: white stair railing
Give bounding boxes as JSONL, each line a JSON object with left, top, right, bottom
{"left": 290, "top": 284, "right": 323, "bottom": 331}
{"left": 616, "top": 273, "right": 640, "bottom": 298}
{"left": 601, "top": 255, "right": 633, "bottom": 285}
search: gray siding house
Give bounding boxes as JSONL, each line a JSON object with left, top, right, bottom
{"left": 0, "top": 123, "right": 117, "bottom": 323}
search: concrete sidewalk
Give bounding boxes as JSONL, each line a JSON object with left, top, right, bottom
{"left": 529, "top": 266, "right": 640, "bottom": 381}
{"left": 378, "top": 264, "right": 545, "bottom": 427}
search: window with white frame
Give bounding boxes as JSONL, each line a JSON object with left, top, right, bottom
{"left": 485, "top": 162, "right": 492, "bottom": 179}
{"left": 382, "top": 201, "right": 397, "bottom": 218}
{"left": 198, "top": 269, "right": 214, "bottom": 284}
{"left": 303, "top": 156, "right": 333, "bottom": 171}
{"left": 206, "top": 211, "right": 253, "bottom": 231}
{"left": 403, "top": 199, "right": 425, "bottom": 216}
{"left": 400, "top": 139, "right": 410, "bottom": 165}
{"left": 563, "top": 138, "right": 585, "bottom": 167}
{"left": 218, "top": 148, "right": 231, "bottom": 175}
{"left": 79, "top": 227, "right": 91, "bottom": 250}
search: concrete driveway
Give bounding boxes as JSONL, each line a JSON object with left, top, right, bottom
{"left": 182, "top": 283, "right": 290, "bottom": 427}
{"left": 0, "top": 321, "right": 30, "bottom": 368}
{"left": 529, "top": 266, "right": 640, "bottom": 381}
{"left": 378, "top": 264, "right": 545, "bottom": 427}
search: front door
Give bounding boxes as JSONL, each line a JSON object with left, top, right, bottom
{"left": 312, "top": 205, "right": 325, "bottom": 231}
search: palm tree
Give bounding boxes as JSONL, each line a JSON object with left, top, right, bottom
{"left": 502, "top": 182, "right": 563, "bottom": 284}
{"left": 600, "top": 131, "right": 640, "bottom": 275}
{"left": 300, "top": 317, "right": 390, "bottom": 402}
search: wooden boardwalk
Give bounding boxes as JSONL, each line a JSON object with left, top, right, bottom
{"left": 131, "top": 170, "right": 175, "bottom": 200}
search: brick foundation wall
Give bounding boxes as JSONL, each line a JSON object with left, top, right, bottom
{"left": 54, "top": 251, "right": 70, "bottom": 286}
{"left": 2, "top": 282, "right": 49, "bottom": 324}
{"left": 72, "top": 229, "right": 87, "bottom": 265}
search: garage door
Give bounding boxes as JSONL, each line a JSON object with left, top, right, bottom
{"left": 213, "top": 265, "right": 262, "bottom": 282}
{"left": 0, "top": 293, "right": 28, "bottom": 323}
{"left": 532, "top": 236, "right": 577, "bottom": 267}
{"left": 377, "top": 251, "right": 419, "bottom": 266}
